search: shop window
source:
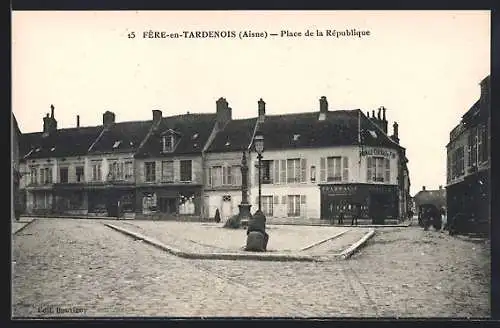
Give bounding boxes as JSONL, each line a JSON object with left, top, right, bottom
{"left": 287, "top": 195, "right": 301, "bottom": 217}
{"left": 179, "top": 193, "right": 195, "bottom": 215}
{"left": 76, "top": 166, "right": 84, "bottom": 182}
{"left": 59, "top": 167, "right": 69, "bottom": 183}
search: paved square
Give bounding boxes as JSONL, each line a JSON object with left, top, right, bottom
{"left": 12, "top": 218, "right": 490, "bottom": 318}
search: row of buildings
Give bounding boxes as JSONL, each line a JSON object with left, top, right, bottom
{"left": 15, "top": 96, "right": 412, "bottom": 224}
{"left": 445, "top": 75, "right": 490, "bottom": 232}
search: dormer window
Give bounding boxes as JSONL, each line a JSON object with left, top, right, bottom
{"left": 162, "top": 134, "right": 175, "bottom": 153}
{"left": 368, "top": 130, "right": 378, "bottom": 138}
{"left": 192, "top": 133, "right": 199, "bottom": 140}
{"left": 113, "top": 140, "right": 122, "bottom": 149}
{"left": 225, "top": 140, "right": 231, "bottom": 146}
{"left": 293, "top": 134, "right": 301, "bottom": 141}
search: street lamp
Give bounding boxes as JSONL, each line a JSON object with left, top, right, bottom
{"left": 254, "top": 131, "right": 264, "bottom": 211}
{"left": 245, "top": 129, "right": 268, "bottom": 252}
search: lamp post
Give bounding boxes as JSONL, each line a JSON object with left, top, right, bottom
{"left": 254, "top": 131, "right": 264, "bottom": 212}
{"left": 245, "top": 130, "right": 268, "bottom": 252}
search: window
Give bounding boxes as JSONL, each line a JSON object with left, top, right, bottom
{"left": 231, "top": 165, "right": 242, "bottom": 186}
{"left": 180, "top": 160, "right": 192, "bottom": 182}
{"left": 451, "top": 146, "right": 465, "bottom": 178}
{"left": 59, "top": 167, "right": 68, "bottom": 183}
{"left": 145, "top": 162, "right": 156, "bottom": 182}
{"left": 92, "top": 162, "right": 102, "bottom": 181}
{"left": 40, "top": 167, "right": 52, "bottom": 184}
{"left": 161, "top": 160, "right": 174, "bottom": 182}
{"left": 287, "top": 195, "right": 301, "bottom": 217}
{"left": 384, "top": 158, "right": 390, "bottom": 182}
{"left": 468, "top": 128, "right": 478, "bottom": 168}
{"left": 125, "top": 161, "right": 133, "bottom": 179}
{"left": 287, "top": 159, "right": 301, "bottom": 183}
{"left": 108, "top": 162, "right": 124, "bottom": 181}
{"left": 343, "top": 157, "right": 349, "bottom": 182}
{"left": 179, "top": 192, "right": 195, "bottom": 215}
{"left": 210, "top": 166, "right": 222, "bottom": 187}
{"left": 310, "top": 166, "right": 316, "bottom": 182}
{"left": 30, "top": 167, "right": 38, "bottom": 185}
{"left": 327, "top": 157, "right": 342, "bottom": 181}
{"left": 76, "top": 166, "right": 84, "bottom": 182}
{"left": 261, "top": 196, "right": 274, "bottom": 216}
{"left": 162, "top": 134, "right": 175, "bottom": 153}
{"left": 261, "top": 160, "right": 273, "bottom": 184}
{"left": 280, "top": 160, "right": 286, "bottom": 183}
{"left": 479, "top": 125, "right": 488, "bottom": 163}
{"left": 367, "top": 157, "right": 386, "bottom": 182}
{"left": 223, "top": 166, "right": 232, "bottom": 185}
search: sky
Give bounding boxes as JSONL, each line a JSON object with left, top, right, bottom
{"left": 12, "top": 10, "right": 490, "bottom": 196}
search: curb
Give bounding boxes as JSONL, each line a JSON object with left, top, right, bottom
{"left": 340, "top": 229, "right": 376, "bottom": 259}
{"left": 300, "top": 229, "right": 350, "bottom": 251}
{"left": 13, "top": 219, "right": 37, "bottom": 235}
{"left": 104, "top": 223, "right": 323, "bottom": 262}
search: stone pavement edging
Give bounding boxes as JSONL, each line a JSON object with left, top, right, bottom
{"left": 340, "top": 229, "right": 376, "bottom": 259}
{"left": 300, "top": 229, "right": 350, "bottom": 251}
{"left": 104, "top": 223, "right": 339, "bottom": 262}
{"left": 13, "top": 219, "right": 36, "bottom": 235}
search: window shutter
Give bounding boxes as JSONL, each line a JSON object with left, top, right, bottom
{"left": 300, "top": 195, "right": 306, "bottom": 204}
{"left": 320, "top": 157, "right": 326, "bottom": 182}
{"left": 367, "top": 157, "right": 373, "bottom": 182}
{"left": 281, "top": 195, "right": 286, "bottom": 205}
{"left": 274, "top": 160, "right": 280, "bottom": 184}
{"left": 280, "top": 160, "right": 286, "bottom": 183}
{"left": 273, "top": 195, "right": 279, "bottom": 206}
{"left": 222, "top": 166, "right": 227, "bottom": 185}
{"left": 385, "top": 158, "right": 390, "bottom": 182}
{"left": 342, "top": 157, "right": 349, "bottom": 181}
{"left": 207, "top": 168, "right": 212, "bottom": 187}
{"left": 301, "top": 159, "right": 307, "bottom": 182}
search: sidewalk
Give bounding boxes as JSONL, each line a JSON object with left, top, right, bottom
{"left": 104, "top": 221, "right": 376, "bottom": 262}
{"left": 12, "top": 219, "right": 35, "bottom": 234}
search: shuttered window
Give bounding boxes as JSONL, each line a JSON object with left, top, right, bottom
{"left": 301, "top": 159, "right": 307, "bottom": 182}
{"left": 342, "top": 157, "right": 349, "bottom": 181}
{"left": 384, "top": 158, "right": 390, "bottom": 183}
{"left": 320, "top": 157, "right": 326, "bottom": 182}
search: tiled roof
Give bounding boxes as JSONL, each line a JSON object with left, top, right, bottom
{"left": 89, "top": 120, "right": 152, "bottom": 154}
{"left": 136, "top": 113, "right": 217, "bottom": 157}
{"left": 254, "top": 110, "right": 402, "bottom": 151}
{"left": 20, "top": 126, "right": 103, "bottom": 160}
{"left": 206, "top": 118, "right": 257, "bottom": 153}
{"left": 413, "top": 189, "right": 446, "bottom": 209}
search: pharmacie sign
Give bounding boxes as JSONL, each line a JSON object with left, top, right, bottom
{"left": 360, "top": 147, "right": 396, "bottom": 158}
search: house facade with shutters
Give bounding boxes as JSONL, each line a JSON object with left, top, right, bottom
{"left": 203, "top": 116, "right": 257, "bottom": 222}
{"left": 19, "top": 107, "right": 152, "bottom": 217}
{"left": 245, "top": 97, "right": 410, "bottom": 224}
{"left": 446, "top": 75, "right": 490, "bottom": 232}
{"left": 133, "top": 98, "right": 231, "bottom": 219}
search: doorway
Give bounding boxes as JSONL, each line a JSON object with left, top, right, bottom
{"left": 221, "top": 195, "right": 232, "bottom": 222}
{"left": 369, "top": 194, "right": 386, "bottom": 224}
{"left": 159, "top": 197, "right": 177, "bottom": 214}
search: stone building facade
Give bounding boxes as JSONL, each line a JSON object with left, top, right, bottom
{"left": 446, "top": 75, "right": 490, "bottom": 232}
{"left": 19, "top": 96, "right": 411, "bottom": 224}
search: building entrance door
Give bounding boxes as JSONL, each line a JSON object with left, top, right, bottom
{"left": 221, "top": 195, "right": 232, "bottom": 222}
{"left": 369, "top": 194, "right": 386, "bottom": 224}
{"left": 159, "top": 198, "right": 177, "bottom": 214}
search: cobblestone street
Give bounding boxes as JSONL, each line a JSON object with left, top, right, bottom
{"left": 12, "top": 219, "right": 490, "bottom": 318}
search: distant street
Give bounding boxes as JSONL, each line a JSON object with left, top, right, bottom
{"left": 12, "top": 218, "right": 490, "bottom": 317}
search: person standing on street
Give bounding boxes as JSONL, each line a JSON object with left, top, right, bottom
{"left": 352, "top": 203, "right": 360, "bottom": 226}
{"left": 338, "top": 203, "right": 345, "bottom": 225}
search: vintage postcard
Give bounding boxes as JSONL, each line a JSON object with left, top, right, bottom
{"left": 11, "top": 10, "right": 491, "bottom": 318}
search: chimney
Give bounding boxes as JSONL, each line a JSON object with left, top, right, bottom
{"left": 366, "top": 111, "right": 370, "bottom": 117}
{"left": 391, "top": 121, "right": 400, "bottom": 144}
{"left": 43, "top": 105, "right": 57, "bottom": 135}
{"left": 103, "top": 111, "right": 116, "bottom": 128}
{"left": 258, "top": 98, "right": 266, "bottom": 123}
{"left": 319, "top": 96, "right": 328, "bottom": 113}
{"left": 152, "top": 109, "right": 162, "bottom": 122}
{"left": 216, "top": 97, "right": 231, "bottom": 129}
{"left": 480, "top": 75, "right": 490, "bottom": 108}
{"left": 76, "top": 115, "right": 80, "bottom": 128}
{"left": 380, "top": 106, "right": 388, "bottom": 134}
{"left": 377, "top": 107, "right": 381, "bottom": 120}
{"left": 422, "top": 186, "right": 426, "bottom": 191}
{"left": 439, "top": 185, "right": 443, "bottom": 190}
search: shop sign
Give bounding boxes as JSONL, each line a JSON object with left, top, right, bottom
{"left": 360, "top": 147, "right": 396, "bottom": 159}
{"left": 320, "top": 185, "right": 357, "bottom": 195}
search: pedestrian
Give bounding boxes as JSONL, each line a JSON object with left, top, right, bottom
{"left": 351, "top": 203, "right": 360, "bottom": 226}
{"left": 214, "top": 208, "right": 221, "bottom": 223}
{"left": 338, "top": 205, "right": 345, "bottom": 225}
{"left": 440, "top": 207, "right": 447, "bottom": 232}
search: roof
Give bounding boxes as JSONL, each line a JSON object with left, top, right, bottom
{"left": 136, "top": 113, "right": 217, "bottom": 157}
{"left": 88, "top": 120, "right": 152, "bottom": 154}
{"left": 253, "top": 110, "right": 402, "bottom": 151}
{"left": 206, "top": 118, "right": 257, "bottom": 153}
{"left": 12, "top": 113, "right": 21, "bottom": 136}
{"left": 413, "top": 189, "right": 446, "bottom": 209}
{"left": 20, "top": 126, "right": 104, "bottom": 160}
